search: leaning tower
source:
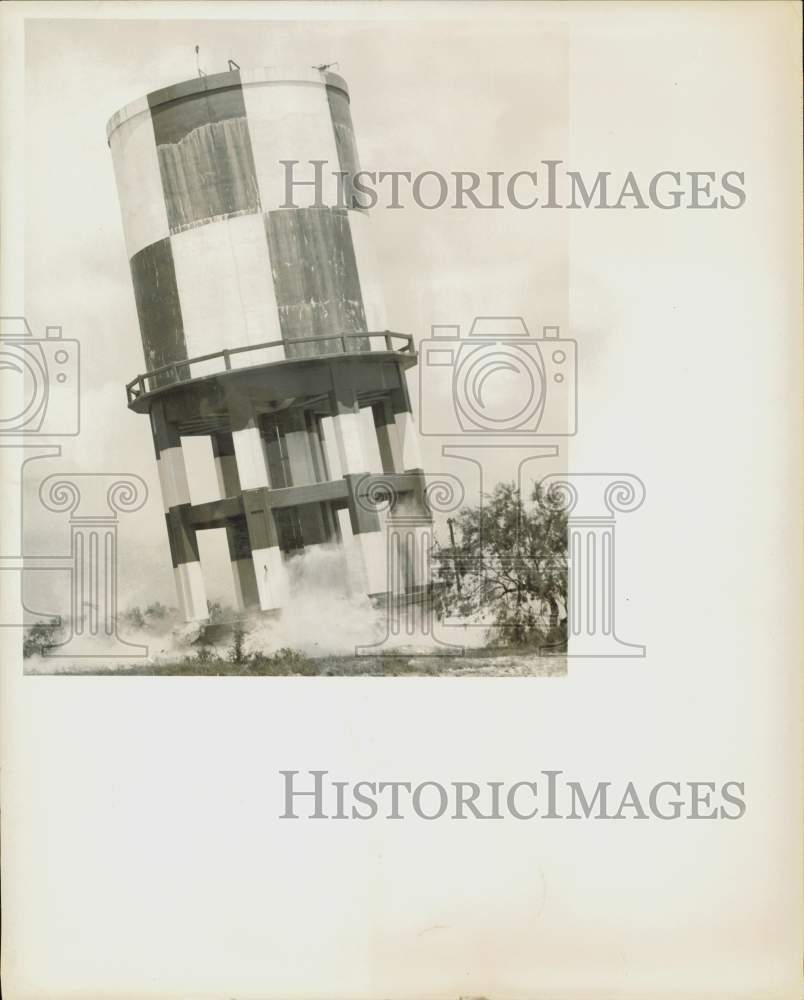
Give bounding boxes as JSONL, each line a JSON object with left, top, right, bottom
{"left": 107, "top": 67, "right": 429, "bottom": 621}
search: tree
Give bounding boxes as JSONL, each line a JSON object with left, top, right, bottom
{"left": 436, "top": 481, "right": 568, "bottom": 648}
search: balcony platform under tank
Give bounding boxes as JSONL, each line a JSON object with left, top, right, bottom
{"left": 126, "top": 330, "right": 416, "bottom": 415}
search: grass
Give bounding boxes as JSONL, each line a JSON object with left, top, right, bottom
{"left": 35, "top": 646, "right": 566, "bottom": 677}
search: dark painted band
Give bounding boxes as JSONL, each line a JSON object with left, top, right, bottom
{"left": 189, "top": 496, "right": 245, "bottom": 530}
{"left": 326, "top": 84, "right": 363, "bottom": 211}
{"left": 130, "top": 237, "right": 188, "bottom": 377}
{"left": 211, "top": 430, "right": 236, "bottom": 459}
{"left": 329, "top": 386, "right": 359, "bottom": 416}
{"left": 226, "top": 520, "right": 253, "bottom": 561}
{"left": 390, "top": 368, "right": 414, "bottom": 416}
{"left": 296, "top": 502, "right": 332, "bottom": 546}
{"left": 264, "top": 207, "right": 369, "bottom": 357}
{"left": 150, "top": 400, "right": 182, "bottom": 457}
{"left": 145, "top": 69, "right": 349, "bottom": 114}
{"left": 344, "top": 473, "right": 381, "bottom": 535}
{"left": 402, "top": 468, "right": 429, "bottom": 518}
{"left": 165, "top": 505, "right": 200, "bottom": 567}
{"left": 371, "top": 399, "right": 395, "bottom": 428}
{"left": 147, "top": 71, "right": 242, "bottom": 112}
{"left": 150, "top": 73, "right": 260, "bottom": 234}
{"left": 242, "top": 488, "right": 281, "bottom": 550}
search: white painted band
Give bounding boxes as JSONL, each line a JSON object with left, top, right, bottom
{"left": 394, "top": 410, "right": 423, "bottom": 471}
{"left": 231, "top": 425, "right": 270, "bottom": 491}
{"left": 251, "top": 546, "right": 289, "bottom": 611}
{"left": 156, "top": 446, "right": 191, "bottom": 510}
{"left": 109, "top": 108, "right": 170, "bottom": 259}
{"left": 173, "top": 561, "right": 208, "bottom": 622}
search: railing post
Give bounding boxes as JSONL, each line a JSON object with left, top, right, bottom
{"left": 223, "top": 349, "right": 231, "bottom": 371}
{"left": 385, "top": 332, "right": 393, "bottom": 351}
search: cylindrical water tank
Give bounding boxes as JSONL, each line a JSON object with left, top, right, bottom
{"left": 107, "top": 67, "right": 386, "bottom": 371}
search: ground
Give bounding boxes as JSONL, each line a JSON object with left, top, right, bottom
{"left": 27, "top": 648, "right": 567, "bottom": 677}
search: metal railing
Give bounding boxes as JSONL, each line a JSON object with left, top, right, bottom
{"left": 126, "top": 330, "right": 415, "bottom": 404}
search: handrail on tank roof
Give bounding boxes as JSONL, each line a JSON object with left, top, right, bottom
{"left": 125, "top": 330, "right": 415, "bottom": 405}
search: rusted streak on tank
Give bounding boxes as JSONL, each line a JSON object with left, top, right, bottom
{"left": 156, "top": 117, "right": 260, "bottom": 233}
{"left": 265, "top": 208, "right": 369, "bottom": 359}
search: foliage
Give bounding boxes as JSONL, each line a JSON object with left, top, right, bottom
{"left": 207, "top": 600, "right": 230, "bottom": 623}
{"left": 436, "top": 481, "right": 568, "bottom": 648}
{"left": 228, "top": 623, "right": 247, "bottom": 664}
{"left": 22, "top": 621, "right": 62, "bottom": 658}
{"left": 122, "top": 606, "right": 145, "bottom": 629}
{"left": 246, "top": 647, "right": 318, "bottom": 675}
{"left": 120, "top": 601, "right": 173, "bottom": 632}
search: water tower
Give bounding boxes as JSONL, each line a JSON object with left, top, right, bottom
{"left": 107, "top": 67, "right": 429, "bottom": 621}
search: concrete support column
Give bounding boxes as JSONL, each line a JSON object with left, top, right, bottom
{"left": 285, "top": 411, "right": 331, "bottom": 551}
{"left": 390, "top": 378, "right": 423, "bottom": 473}
{"left": 227, "top": 396, "right": 289, "bottom": 612}
{"left": 211, "top": 431, "right": 260, "bottom": 611}
{"left": 241, "top": 488, "right": 289, "bottom": 611}
{"left": 330, "top": 401, "right": 365, "bottom": 475}
{"left": 389, "top": 378, "right": 431, "bottom": 590}
{"left": 395, "top": 410, "right": 423, "bottom": 472}
{"left": 371, "top": 399, "right": 404, "bottom": 474}
{"left": 399, "top": 469, "right": 433, "bottom": 592}
{"left": 371, "top": 393, "right": 429, "bottom": 589}
{"left": 284, "top": 410, "right": 316, "bottom": 486}
{"left": 150, "top": 401, "right": 208, "bottom": 622}
{"left": 230, "top": 418, "right": 271, "bottom": 491}
{"left": 330, "top": 377, "right": 388, "bottom": 597}
{"left": 305, "top": 411, "right": 330, "bottom": 483}
{"left": 211, "top": 430, "right": 240, "bottom": 498}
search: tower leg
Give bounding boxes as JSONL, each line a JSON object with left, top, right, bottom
{"left": 388, "top": 384, "right": 431, "bottom": 590}
{"left": 284, "top": 410, "right": 333, "bottom": 555}
{"left": 241, "top": 487, "right": 289, "bottom": 611}
{"left": 150, "top": 402, "right": 208, "bottom": 622}
{"left": 371, "top": 399, "right": 404, "bottom": 474}
{"left": 390, "top": 382, "right": 424, "bottom": 473}
{"left": 226, "top": 522, "right": 260, "bottom": 611}
{"left": 330, "top": 377, "right": 389, "bottom": 598}
{"left": 228, "top": 402, "right": 289, "bottom": 612}
{"left": 212, "top": 431, "right": 260, "bottom": 611}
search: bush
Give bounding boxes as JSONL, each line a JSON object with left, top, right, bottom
{"left": 121, "top": 606, "right": 145, "bottom": 629}
{"left": 195, "top": 644, "right": 215, "bottom": 664}
{"left": 22, "top": 621, "right": 61, "bottom": 658}
{"left": 228, "top": 623, "right": 247, "bottom": 664}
